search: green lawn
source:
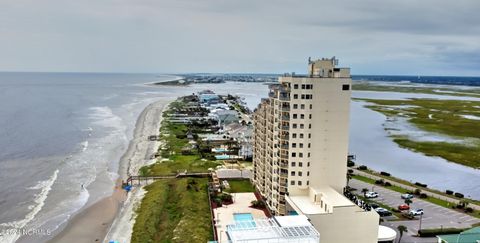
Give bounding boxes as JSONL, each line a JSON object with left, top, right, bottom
{"left": 225, "top": 179, "right": 256, "bottom": 193}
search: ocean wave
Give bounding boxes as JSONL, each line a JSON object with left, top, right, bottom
{"left": 81, "top": 141, "right": 89, "bottom": 152}
{"left": 88, "top": 106, "right": 126, "bottom": 131}
{"left": 0, "top": 170, "right": 59, "bottom": 243}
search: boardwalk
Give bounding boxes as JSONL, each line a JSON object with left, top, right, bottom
{"left": 126, "top": 172, "right": 211, "bottom": 185}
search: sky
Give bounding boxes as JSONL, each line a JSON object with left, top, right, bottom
{"left": 1, "top": 0, "right": 479, "bottom": 76}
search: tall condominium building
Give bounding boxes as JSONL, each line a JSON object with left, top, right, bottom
{"left": 253, "top": 57, "right": 380, "bottom": 243}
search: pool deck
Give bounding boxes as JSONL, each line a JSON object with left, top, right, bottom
{"left": 213, "top": 192, "right": 268, "bottom": 243}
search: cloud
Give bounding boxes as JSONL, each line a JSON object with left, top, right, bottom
{"left": 0, "top": 0, "right": 479, "bottom": 75}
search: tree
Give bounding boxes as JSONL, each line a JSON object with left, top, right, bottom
{"left": 361, "top": 188, "right": 369, "bottom": 196}
{"left": 346, "top": 173, "right": 352, "bottom": 186}
{"left": 397, "top": 225, "right": 408, "bottom": 243}
{"left": 404, "top": 198, "right": 412, "bottom": 206}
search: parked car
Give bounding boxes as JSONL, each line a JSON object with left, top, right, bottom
{"left": 365, "top": 191, "right": 379, "bottom": 198}
{"left": 375, "top": 207, "right": 392, "bottom": 217}
{"left": 409, "top": 209, "right": 424, "bottom": 216}
{"left": 398, "top": 204, "right": 410, "bottom": 210}
{"left": 401, "top": 193, "right": 414, "bottom": 199}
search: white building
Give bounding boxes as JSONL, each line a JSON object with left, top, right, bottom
{"left": 253, "top": 57, "right": 380, "bottom": 243}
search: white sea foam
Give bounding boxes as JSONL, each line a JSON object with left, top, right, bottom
{"left": 0, "top": 170, "right": 59, "bottom": 243}
{"left": 88, "top": 106, "right": 126, "bottom": 131}
{"left": 81, "top": 141, "right": 89, "bottom": 152}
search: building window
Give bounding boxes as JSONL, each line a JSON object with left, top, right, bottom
{"left": 294, "top": 84, "right": 299, "bottom": 89}
{"left": 342, "top": 84, "right": 350, "bottom": 91}
{"left": 293, "top": 114, "right": 297, "bottom": 119}
{"left": 299, "top": 153, "right": 303, "bottom": 158}
{"left": 301, "top": 94, "right": 305, "bottom": 99}
{"left": 308, "top": 152, "right": 311, "bottom": 157}
{"left": 309, "top": 114, "right": 312, "bottom": 119}
{"left": 308, "top": 124, "right": 311, "bottom": 129}
{"left": 308, "top": 133, "right": 311, "bottom": 138}
{"left": 291, "top": 162, "right": 296, "bottom": 167}
{"left": 300, "top": 114, "right": 304, "bottom": 119}
{"left": 291, "top": 171, "right": 295, "bottom": 176}
{"left": 292, "top": 133, "right": 297, "bottom": 138}
{"left": 307, "top": 171, "right": 310, "bottom": 176}
{"left": 308, "top": 143, "right": 311, "bottom": 148}
{"left": 300, "top": 133, "right": 304, "bottom": 138}
{"left": 301, "top": 84, "right": 306, "bottom": 89}
{"left": 293, "top": 104, "right": 298, "bottom": 109}
{"left": 300, "top": 124, "right": 304, "bottom": 129}
{"left": 299, "top": 171, "right": 303, "bottom": 176}
{"left": 307, "top": 162, "right": 310, "bottom": 167}
{"left": 291, "top": 152, "right": 296, "bottom": 157}
{"left": 307, "top": 180, "right": 310, "bottom": 185}
{"left": 298, "top": 181, "right": 302, "bottom": 186}
{"left": 299, "top": 162, "right": 303, "bottom": 167}
{"left": 293, "top": 94, "right": 298, "bottom": 99}
{"left": 310, "top": 104, "right": 313, "bottom": 109}
{"left": 292, "top": 123, "right": 297, "bottom": 129}
{"left": 291, "top": 180, "right": 295, "bottom": 185}
{"left": 292, "top": 143, "right": 296, "bottom": 148}
{"left": 299, "top": 143, "right": 303, "bottom": 148}
{"left": 300, "top": 104, "right": 305, "bottom": 109}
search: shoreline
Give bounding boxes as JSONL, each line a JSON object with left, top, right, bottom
{"left": 48, "top": 98, "right": 172, "bottom": 243}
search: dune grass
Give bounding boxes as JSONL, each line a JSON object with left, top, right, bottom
{"left": 132, "top": 99, "right": 217, "bottom": 242}
{"left": 131, "top": 178, "right": 213, "bottom": 243}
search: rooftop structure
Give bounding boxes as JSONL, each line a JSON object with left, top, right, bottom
{"left": 436, "top": 227, "right": 480, "bottom": 243}
{"left": 226, "top": 216, "right": 320, "bottom": 243}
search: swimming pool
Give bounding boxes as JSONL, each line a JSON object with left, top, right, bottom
{"left": 233, "top": 213, "right": 253, "bottom": 222}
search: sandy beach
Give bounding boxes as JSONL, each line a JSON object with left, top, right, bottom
{"left": 48, "top": 98, "right": 172, "bottom": 243}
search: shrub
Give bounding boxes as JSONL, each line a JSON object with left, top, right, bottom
{"left": 380, "top": 171, "right": 391, "bottom": 176}
{"left": 347, "top": 161, "right": 355, "bottom": 167}
{"left": 414, "top": 189, "right": 422, "bottom": 195}
{"left": 454, "top": 192, "right": 464, "bottom": 198}
{"left": 446, "top": 190, "right": 454, "bottom": 195}
{"left": 465, "top": 207, "right": 474, "bottom": 213}
{"left": 419, "top": 193, "right": 428, "bottom": 199}
{"left": 375, "top": 179, "right": 385, "bottom": 185}
{"left": 418, "top": 228, "right": 464, "bottom": 237}
{"left": 415, "top": 182, "right": 427, "bottom": 188}
{"left": 347, "top": 169, "right": 354, "bottom": 174}
{"left": 251, "top": 200, "right": 266, "bottom": 208}
{"left": 358, "top": 165, "right": 368, "bottom": 170}
{"left": 384, "top": 182, "right": 392, "bottom": 187}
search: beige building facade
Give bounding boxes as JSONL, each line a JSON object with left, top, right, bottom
{"left": 253, "top": 57, "right": 379, "bottom": 243}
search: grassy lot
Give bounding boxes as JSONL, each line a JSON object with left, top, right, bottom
{"left": 131, "top": 178, "right": 213, "bottom": 243}
{"left": 225, "top": 179, "right": 256, "bottom": 193}
{"left": 356, "top": 98, "right": 480, "bottom": 169}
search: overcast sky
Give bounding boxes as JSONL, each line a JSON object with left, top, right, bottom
{"left": 1, "top": 0, "right": 479, "bottom": 75}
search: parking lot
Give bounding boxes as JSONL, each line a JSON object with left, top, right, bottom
{"left": 350, "top": 179, "right": 480, "bottom": 242}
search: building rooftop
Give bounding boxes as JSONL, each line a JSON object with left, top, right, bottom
{"left": 286, "top": 186, "right": 355, "bottom": 215}
{"left": 226, "top": 217, "right": 319, "bottom": 243}
{"left": 437, "top": 227, "right": 480, "bottom": 243}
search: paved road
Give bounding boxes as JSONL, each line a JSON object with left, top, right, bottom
{"left": 350, "top": 179, "right": 480, "bottom": 243}
{"left": 354, "top": 169, "right": 480, "bottom": 211}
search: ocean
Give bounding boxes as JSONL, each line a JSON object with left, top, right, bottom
{"left": 0, "top": 73, "right": 479, "bottom": 243}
